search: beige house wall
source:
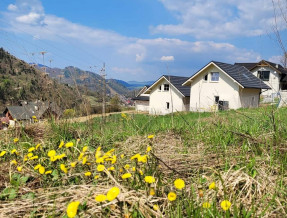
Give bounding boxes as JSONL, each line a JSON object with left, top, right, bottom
{"left": 239, "top": 88, "right": 260, "bottom": 108}
{"left": 250, "top": 66, "right": 280, "bottom": 97}
{"left": 149, "top": 79, "right": 188, "bottom": 115}
{"left": 189, "top": 65, "right": 241, "bottom": 111}
{"left": 135, "top": 101, "right": 149, "bottom": 112}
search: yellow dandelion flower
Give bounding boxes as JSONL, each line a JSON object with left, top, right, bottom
{"left": 95, "top": 146, "right": 102, "bottom": 159}
{"left": 147, "top": 135, "right": 154, "bottom": 139}
{"left": 153, "top": 204, "right": 159, "bottom": 211}
{"left": 132, "top": 167, "right": 136, "bottom": 172}
{"left": 17, "top": 166, "right": 22, "bottom": 172}
{"left": 58, "top": 153, "right": 66, "bottom": 159}
{"left": 66, "top": 201, "right": 80, "bottom": 218}
{"left": 82, "top": 146, "right": 88, "bottom": 152}
{"left": 124, "top": 164, "right": 130, "bottom": 169}
{"left": 121, "top": 173, "right": 132, "bottom": 179}
{"left": 29, "top": 156, "right": 38, "bottom": 160}
{"left": 149, "top": 187, "right": 155, "bottom": 196}
{"left": 120, "top": 168, "right": 123, "bottom": 173}
{"left": 108, "top": 166, "right": 115, "bottom": 171}
{"left": 221, "top": 200, "right": 231, "bottom": 211}
{"left": 121, "top": 113, "right": 127, "bottom": 118}
{"left": 13, "top": 138, "right": 19, "bottom": 143}
{"left": 78, "top": 152, "right": 84, "bottom": 160}
{"left": 82, "top": 156, "right": 87, "bottom": 165}
{"left": 96, "top": 157, "right": 104, "bottom": 164}
{"left": 139, "top": 170, "right": 144, "bottom": 175}
{"left": 144, "top": 176, "right": 155, "bottom": 184}
{"left": 50, "top": 156, "right": 58, "bottom": 162}
{"left": 0, "top": 151, "right": 6, "bottom": 157}
{"left": 28, "top": 147, "right": 35, "bottom": 152}
{"left": 146, "top": 146, "right": 152, "bottom": 152}
{"left": 138, "top": 155, "right": 147, "bottom": 163}
{"left": 10, "top": 160, "right": 17, "bottom": 165}
{"left": 39, "top": 166, "right": 45, "bottom": 174}
{"left": 34, "top": 164, "right": 41, "bottom": 170}
{"left": 24, "top": 156, "right": 28, "bottom": 161}
{"left": 130, "top": 153, "right": 140, "bottom": 160}
{"left": 32, "top": 115, "right": 37, "bottom": 119}
{"left": 97, "top": 164, "right": 105, "bottom": 172}
{"left": 45, "top": 170, "right": 52, "bottom": 174}
{"left": 174, "top": 178, "right": 185, "bottom": 190}
{"left": 84, "top": 171, "right": 91, "bottom": 176}
{"left": 209, "top": 182, "right": 216, "bottom": 190}
{"left": 65, "top": 142, "right": 73, "bottom": 148}
{"left": 59, "top": 141, "right": 64, "bottom": 148}
{"left": 11, "top": 149, "right": 18, "bottom": 155}
{"left": 202, "top": 202, "right": 211, "bottom": 208}
{"left": 106, "top": 187, "right": 120, "bottom": 201}
{"left": 60, "top": 164, "right": 68, "bottom": 174}
{"left": 167, "top": 192, "right": 177, "bottom": 201}
{"left": 48, "top": 150, "right": 56, "bottom": 157}
{"left": 120, "top": 154, "right": 124, "bottom": 159}
{"left": 27, "top": 153, "right": 33, "bottom": 158}
{"left": 111, "top": 155, "right": 117, "bottom": 164}
{"left": 35, "top": 143, "right": 41, "bottom": 150}
{"left": 94, "top": 175, "right": 100, "bottom": 179}
{"left": 70, "top": 162, "right": 77, "bottom": 168}
{"left": 95, "top": 194, "right": 106, "bottom": 202}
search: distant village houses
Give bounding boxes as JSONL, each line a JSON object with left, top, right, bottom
{"left": 133, "top": 60, "right": 280, "bottom": 114}
{"left": 1, "top": 100, "right": 62, "bottom": 129}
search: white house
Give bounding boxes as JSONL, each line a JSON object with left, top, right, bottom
{"left": 133, "top": 85, "right": 150, "bottom": 112}
{"left": 144, "top": 75, "right": 190, "bottom": 115}
{"left": 235, "top": 60, "right": 287, "bottom": 101}
{"left": 182, "top": 61, "right": 271, "bottom": 112}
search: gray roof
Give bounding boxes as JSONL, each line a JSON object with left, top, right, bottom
{"left": 132, "top": 96, "right": 149, "bottom": 101}
{"left": 213, "top": 61, "right": 271, "bottom": 89}
{"left": 4, "top": 101, "right": 62, "bottom": 120}
{"left": 162, "top": 75, "right": 190, "bottom": 96}
{"left": 234, "top": 62, "right": 257, "bottom": 70}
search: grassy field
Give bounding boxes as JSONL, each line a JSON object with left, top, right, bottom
{"left": 0, "top": 106, "right": 286, "bottom": 217}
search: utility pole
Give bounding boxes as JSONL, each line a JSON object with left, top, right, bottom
{"left": 40, "top": 51, "right": 48, "bottom": 75}
{"left": 101, "top": 63, "right": 107, "bottom": 121}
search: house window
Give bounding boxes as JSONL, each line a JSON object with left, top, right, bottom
{"left": 159, "top": 85, "right": 162, "bottom": 91}
{"left": 215, "top": 96, "right": 219, "bottom": 104}
{"left": 211, "top": 72, "right": 219, "bottom": 81}
{"left": 203, "top": 74, "right": 208, "bottom": 81}
{"left": 164, "top": 84, "right": 169, "bottom": 91}
{"left": 166, "top": 102, "right": 170, "bottom": 109}
{"left": 258, "top": 71, "right": 270, "bottom": 81}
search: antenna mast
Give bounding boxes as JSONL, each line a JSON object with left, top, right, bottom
{"left": 40, "top": 51, "right": 48, "bottom": 75}
{"left": 101, "top": 63, "right": 107, "bottom": 121}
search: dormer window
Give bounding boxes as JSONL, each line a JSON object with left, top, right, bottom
{"left": 164, "top": 84, "right": 169, "bottom": 91}
{"left": 211, "top": 72, "right": 219, "bottom": 81}
{"left": 159, "top": 85, "right": 162, "bottom": 91}
{"left": 258, "top": 71, "right": 270, "bottom": 81}
{"left": 203, "top": 74, "right": 208, "bottom": 81}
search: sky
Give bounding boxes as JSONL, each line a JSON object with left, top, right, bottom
{"left": 0, "top": 0, "right": 286, "bottom": 81}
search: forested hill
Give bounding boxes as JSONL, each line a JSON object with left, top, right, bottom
{"left": 0, "top": 48, "right": 81, "bottom": 111}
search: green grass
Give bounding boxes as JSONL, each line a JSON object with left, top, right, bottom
{"left": 0, "top": 106, "right": 286, "bottom": 217}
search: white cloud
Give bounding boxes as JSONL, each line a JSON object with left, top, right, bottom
{"left": 0, "top": 0, "right": 264, "bottom": 80}
{"left": 136, "top": 53, "right": 145, "bottom": 62}
{"left": 16, "top": 12, "right": 43, "bottom": 25}
{"left": 268, "top": 55, "right": 285, "bottom": 65}
{"left": 8, "top": 4, "right": 17, "bottom": 11}
{"left": 152, "top": 0, "right": 276, "bottom": 39}
{"left": 160, "top": 56, "right": 174, "bottom": 61}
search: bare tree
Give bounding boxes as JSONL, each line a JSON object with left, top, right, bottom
{"left": 272, "top": 0, "right": 287, "bottom": 67}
